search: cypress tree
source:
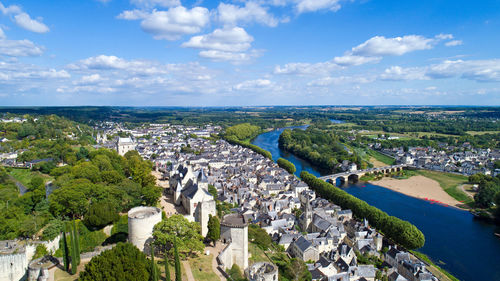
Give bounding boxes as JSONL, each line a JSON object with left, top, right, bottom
{"left": 61, "top": 227, "right": 69, "bottom": 272}
{"left": 174, "top": 237, "right": 181, "bottom": 281}
{"left": 164, "top": 253, "right": 171, "bottom": 281}
{"left": 73, "top": 220, "right": 81, "bottom": 265}
{"left": 70, "top": 222, "right": 78, "bottom": 274}
{"left": 150, "top": 244, "right": 158, "bottom": 281}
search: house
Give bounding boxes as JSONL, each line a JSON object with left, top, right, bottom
{"left": 288, "top": 236, "right": 319, "bottom": 262}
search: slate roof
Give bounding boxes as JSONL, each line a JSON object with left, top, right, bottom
{"left": 294, "top": 236, "right": 313, "bottom": 252}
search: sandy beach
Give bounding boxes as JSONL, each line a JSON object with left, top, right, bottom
{"left": 370, "top": 175, "right": 462, "bottom": 208}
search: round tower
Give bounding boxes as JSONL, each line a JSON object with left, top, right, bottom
{"left": 128, "top": 206, "right": 162, "bottom": 253}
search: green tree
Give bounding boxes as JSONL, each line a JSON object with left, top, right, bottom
{"left": 79, "top": 242, "right": 152, "bottom": 281}
{"left": 248, "top": 224, "right": 272, "bottom": 250}
{"left": 84, "top": 201, "right": 119, "bottom": 229}
{"left": 227, "top": 264, "right": 244, "bottom": 281}
{"left": 206, "top": 215, "right": 220, "bottom": 246}
{"left": 62, "top": 228, "right": 70, "bottom": 272}
{"left": 150, "top": 244, "right": 158, "bottom": 281}
{"left": 153, "top": 214, "right": 204, "bottom": 258}
{"left": 70, "top": 222, "right": 78, "bottom": 274}
{"left": 277, "top": 158, "right": 296, "bottom": 174}
{"left": 174, "top": 237, "right": 181, "bottom": 281}
{"left": 208, "top": 184, "right": 217, "bottom": 199}
{"left": 164, "top": 251, "right": 171, "bottom": 281}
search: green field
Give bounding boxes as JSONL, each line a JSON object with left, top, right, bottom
{"left": 8, "top": 168, "right": 52, "bottom": 186}
{"left": 188, "top": 254, "right": 219, "bottom": 281}
{"left": 415, "top": 170, "right": 473, "bottom": 206}
{"left": 366, "top": 149, "right": 396, "bottom": 165}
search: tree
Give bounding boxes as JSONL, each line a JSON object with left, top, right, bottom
{"left": 174, "top": 237, "right": 181, "bottom": 281}
{"left": 206, "top": 215, "right": 220, "bottom": 246}
{"left": 474, "top": 181, "right": 500, "bottom": 208}
{"left": 79, "top": 242, "right": 152, "bottom": 281}
{"left": 70, "top": 222, "right": 78, "bottom": 274}
{"left": 248, "top": 224, "right": 272, "bottom": 250}
{"left": 62, "top": 228, "right": 70, "bottom": 272}
{"left": 84, "top": 201, "right": 119, "bottom": 229}
{"left": 73, "top": 221, "right": 81, "bottom": 265}
{"left": 227, "top": 264, "right": 244, "bottom": 281}
{"left": 208, "top": 184, "right": 217, "bottom": 199}
{"left": 277, "top": 158, "right": 296, "bottom": 174}
{"left": 150, "top": 244, "right": 158, "bottom": 281}
{"left": 153, "top": 214, "right": 204, "bottom": 258}
{"left": 164, "top": 250, "right": 171, "bottom": 281}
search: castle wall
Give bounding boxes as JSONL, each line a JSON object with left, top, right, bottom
{"left": 0, "top": 253, "right": 28, "bottom": 281}
{"left": 197, "top": 200, "right": 216, "bottom": 237}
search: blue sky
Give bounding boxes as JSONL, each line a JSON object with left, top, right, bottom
{"left": 0, "top": 0, "right": 499, "bottom": 106}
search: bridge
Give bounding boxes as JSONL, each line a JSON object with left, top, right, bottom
{"left": 318, "top": 164, "right": 408, "bottom": 185}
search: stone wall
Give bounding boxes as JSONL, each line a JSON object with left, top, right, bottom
{"left": 0, "top": 252, "right": 28, "bottom": 281}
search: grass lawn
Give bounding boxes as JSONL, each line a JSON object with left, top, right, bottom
{"left": 54, "top": 261, "right": 88, "bottom": 281}
{"left": 8, "top": 168, "right": 52, "bottom": 186}
{"left": 188, "top": 254, "right": 219, "bottom": 281}
{"left": 415, "top": 170, "right": 474, "bottom": 206}
{"left": 157, "top": 259, "right": 188, "bottom": 281}
{"left": 249, "top": 242, "right": 271, "bottom": 265}
{"left": 366, "top": 149, "right": 396, "bottom": 165}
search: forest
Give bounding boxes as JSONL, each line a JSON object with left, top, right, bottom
{"left": 279, "top": 127, "right": 364, "bottom": 173}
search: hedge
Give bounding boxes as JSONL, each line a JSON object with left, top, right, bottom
{"left": 277, "top": 158, "right": 296, "bottom": 174}
{"left": 224, "top": 136, "right": 273, "bottom": 160}
{"left": 300, "top": 171, "right": 425, "bottom": 250}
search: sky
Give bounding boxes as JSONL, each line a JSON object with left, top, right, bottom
{"left": 0, "top": 0, "right": 499, "bottom": 106}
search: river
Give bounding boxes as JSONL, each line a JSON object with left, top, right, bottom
{"left": 251, "top": 126, "right": 500, "bottom": 281}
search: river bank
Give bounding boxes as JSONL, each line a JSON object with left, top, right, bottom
{"left": 367, "top": 175, "right": 465, "bottom": 209}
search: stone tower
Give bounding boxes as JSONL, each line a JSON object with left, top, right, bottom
{"left": 220, "top": 213, "right": 249, "bottom": 271}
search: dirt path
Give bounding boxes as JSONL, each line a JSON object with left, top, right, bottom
{"left": 182, "top": 260, "right": 195, "bottom": 281}
{"left": 205, "top": 243, "right": 227, "bottom": 281}
{"left": 459, "top": 184, "right": 475, "bottom": 199}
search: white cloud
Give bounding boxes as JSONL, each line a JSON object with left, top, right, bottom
{"left": 274, "top": 61, "right": 338, "bottom": 75}
{"left": 183, "top": 27, "right": 262, "bottom": 63}
{"left": 13, "top": 12, "right": 50, "bottom": 33}
{"left": 445, "top": 40, "right": 463, "bottom": 47}
{"left": 435, "top": 33, "right": 453, "bottom": 40}
{"left": 0, "top": 38, "right": 44, "bottom": 57}
{"left": 234, "top": 79, "right": 272, "bottom": 90}
{"left": 117, "top": 9, "right": 149, "bottom": 20}
{"left": 350, "top": 35, "right": 435, "bottom": 57}
{"left": 182, "top": 27, "right": 253, "bottom": 52}
{"left": 130, "top": 0, "right": 180, "bottom": 8}
{"left": 333, "top": 55, "right": 381, "bottom": 66}
{"left": 295, "top": 0, "right": 341, "bottom": 13}
{"left": 308, "top": 75, "right": 375, "bottom": 86}
{"left": 379, "top": 66, "right": 428, "bottom": 81}
{"left": 217, "top": 2, "right": 280, "bottom": 27}
{"left": 0, "top": 2, "right": 22, "bottom": 15}
{"left": 120, "top": 6, "right": 210, "bottom": 40}
{"left": 380, "top": 59, "right": 500, "bottom": 82}
{"left": 0, "top": 27, "right": 5, "bottom": 39}
{"left": 0, "top": 2, "right": 49, "bottom": 33}
{"left": 199, "top": 49, "right": 261, "bottom": 63}
{"left": 75, "top": 74, "right": 105, "bottom": 85}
